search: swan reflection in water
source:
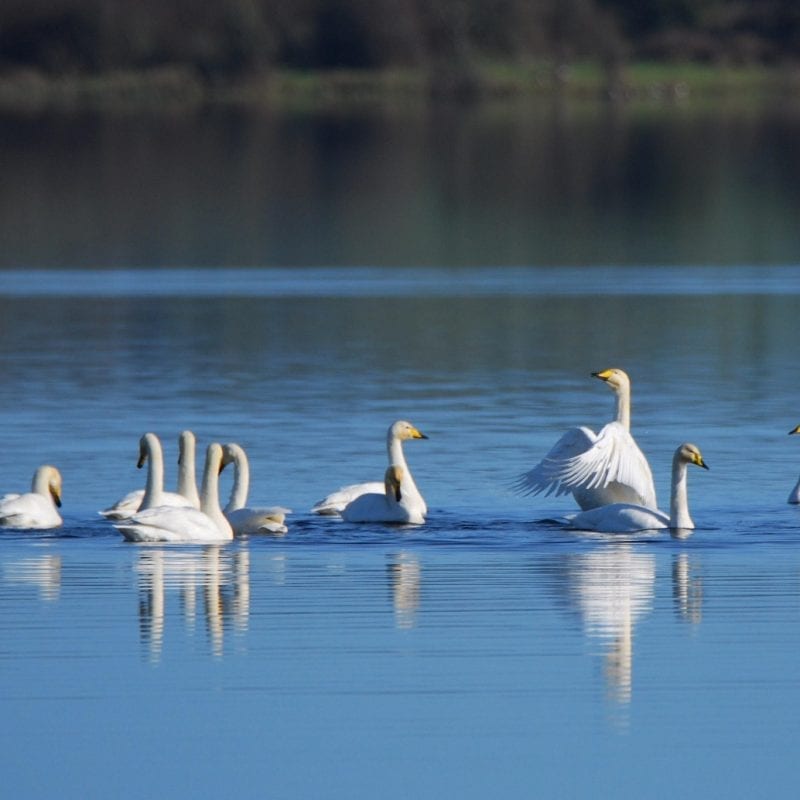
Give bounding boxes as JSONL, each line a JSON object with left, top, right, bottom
{"left": 136, "top": 545, "right": 251, "bottom": 662}
{"left": 544, "top": 544, "right": 655, "bottom": 706}
{"left": 545, "top": 542, "right": 704, "bottom": 709}
{"left": 672, "top": 552, "right": 703, "bottom": 625}
{"left": 3, "top": 553, "right": 62, "bottom": 601}
{"left": 572, "top": 545, "right": 656, "bottom": 705}
{"left": 388, "top": 551, "right": 421, "bottom": 629}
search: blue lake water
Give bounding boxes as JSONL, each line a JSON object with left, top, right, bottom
{"left": 1, "top": 264, "right": 800, "bottom": 797}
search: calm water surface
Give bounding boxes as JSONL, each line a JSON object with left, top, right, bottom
{"left": 1, "top": 265, "right": 799, "bottom": 797}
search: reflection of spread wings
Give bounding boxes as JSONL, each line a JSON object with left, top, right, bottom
{"left": 514, "top": 422, "right": 657, "bottom": 510}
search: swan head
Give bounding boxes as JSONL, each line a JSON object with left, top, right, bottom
{"left": 137, "top": 432, "right": 161, "bottom": 469}
{"left": 789, "top": 425, "right": 800, "bottom": 435}
{"left": 221, "top": 443, "right": 245, "bottom": 468}
{"left": 33, "top": 465, "right": 62, "bottom": 507}
{"left": 384, "top": 465, "right": 405, "bottom": 502}
{"left": 206, "top": 443, "right": 227, "bottom": 475}
{"left": 178, "top": 430, "right": 196, "bottom": 463}
{"left": 592, "top": 368, "right": 630, "bottom": 394}
{"left": 676, "top": 442, "right": 709, "bottom": 470}
{"left": 388, "top": 420, "right": 429, "bottom": 442}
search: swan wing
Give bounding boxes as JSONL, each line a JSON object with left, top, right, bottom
{"left": 114, "top": 506, "right": 229, "bottom": 543}
{"left": 100, "top": 490, "right": 195, "bottom": 520}
{"left": 514, "top": 426, "right": 598, "bottom": 498}
{"left": 342, "top": 491, "right": 415, "bottom": 524}
{"left": 311, "top": 481, "right": 385, "bottom": 515}
{"left": 557, "top": 422, "right": 657, "bottom": 509}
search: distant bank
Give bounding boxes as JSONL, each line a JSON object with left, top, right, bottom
{"left": 1, "top": 61, "right": 799, "bottom": 113}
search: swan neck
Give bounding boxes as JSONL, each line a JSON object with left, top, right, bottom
{"left": 614, "top": 385, "right": 631, "bottom": 431}
{"left": 226, "top": 448, "right": 249, "bottom": 513}
{"left": 32, "top": 468, "right": 49, "bottom": 496}
{"left": 387, "top": 436, "right": 408, "bottom": 469}
{"left": 386, "top": 434, "right": 426, "bottom": 516}
{"left": 177, "top": 434, "right": 200, "bottom": 507}
{"left": 669, "top": 457, "right": 693, "bottom": 529}
{"left": 141, "top": 436, "right": 164, "bottom": 510}
{"left": 199, "top": 447, "right": 233, "bottom": 538}
{"left": 200, "top": 453, "right": 221, "bottom": 515}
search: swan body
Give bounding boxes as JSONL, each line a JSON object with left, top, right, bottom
{"left": 311, "top": 420, "right": 428, "bottom": 517}
{"left": 311, "top": 481, "right": 384, "bottom": 515}
{"left": 221, "top": 443, "right": 291, "bottom": 535}
{"left": 100, "top": 430, "right": 199, "bottom": 519}
{"left": 515, "top": 368, "right": 657, "bottom": 511}
{"left": 788, "top": 425, "right": 800, "bottom": 504}
{"left": 342, "top": 465, "right": 425, "bottom": 524}
{"left": 0, "top": 465, "right": 63, "bottom": 530}
{"left": 114, "top": 436, "right": 232, "bottom": 543}
{"left": 568, "top": 443, "right": 708, "bottom": 533}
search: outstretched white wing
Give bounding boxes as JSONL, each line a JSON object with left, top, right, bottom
{"left": 515, "top": 422, "right": 657, "bottom": 510}
{"left": 513, "top": 426, "right": 598, "bottom": 498}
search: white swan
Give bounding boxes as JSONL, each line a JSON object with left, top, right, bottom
{"left": 342, "top": 465, "right": 425, "bottom": 524}
{"left": 568, "top": 442, "right": 708, "bottom": 533}
{"left": 221, "top": 443, "right": 291, "bottom": 535}
{"left": 514, "top": 368, "right": 657, "bottom": 511}
{"left": 0, "top": 465, "right": 63, "bottom": 530}
{"left": 311, "top": 420, "right": 428, "bottom": 517}
{"left": 114, "top": 437, "right": 233, "bottom": 543}
{"left": 788, "top": 425, "right": 800, "bottom": 504}
{"left": 100, "top": 430, "right": 199, "bottom": 519}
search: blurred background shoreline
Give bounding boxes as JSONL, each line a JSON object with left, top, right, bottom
{"left": 2, "top": 1, "right": 800, "bottom": 113}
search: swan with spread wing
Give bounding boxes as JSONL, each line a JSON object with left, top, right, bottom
{"left": 514, "top": 369, "right": 656, "bottom": 511}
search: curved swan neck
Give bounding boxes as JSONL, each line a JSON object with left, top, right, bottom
{"left": 200, "top": 444, "right": 233, "bottom": 537}
{"left": 177, "top": 431, "right": 200, "bottom": 507}
{"left": 140, "top": 434, "right": 165, "bottom": 510}
{"left": 200, "top": 446, "right": 222, "bottom": 513}
{"left": 225, "top": 445, "right": 249, "bottom": 513}
{"left": 669, "top": 455, "right": 693, "bottom": 529}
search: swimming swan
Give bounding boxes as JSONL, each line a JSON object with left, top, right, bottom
{"left": 568, "top": 443, "right": 708, "bottom": 533}
{"left": 0, "top": 465, "right": 63, "bottom": 530}
{"left": 100, "top": 430, "right": 199, "bottom": 519}
{"left": 311, "top": 420, "right": 428, "bottom": 517}
{"left": 514, "top": 368, "right": 657, "bottom": 511}
{"left": 788, "top": 425, "right": 800, "bottom": 504}
{"left": 342, "top": 465, "right": 425, "bottom": 524}
{"left": 221, "top": 443, "right": 291, "bottom": 534}
{"left": 114, "top": 438, "right": 233, "bottom": 543}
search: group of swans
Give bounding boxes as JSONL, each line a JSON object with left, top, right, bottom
{"left": 106, "top": 432, "right": 291, "bottom": 543}
{"left": 4, "top": 370, "right": 800, "bottom": 538}
{"left": 515, "top": 368, "right": 709, "bottom": 533}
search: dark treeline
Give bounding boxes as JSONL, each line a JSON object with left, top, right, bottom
{"left": 1, "top": 0, "right": 800, "bottom": 86}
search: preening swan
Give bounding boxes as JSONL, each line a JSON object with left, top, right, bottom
{"left": 568, "top": 442, "right": 708, "bottom": 533}
{"left": 113, "top": 439, "right": 233, "bottom": 543}
{"left": 788, "top": 425, "right": 800, "bottom": 504}
{"left": 311, "top": 420, "right": 428, "bottom": 517}
{"left": 0, "top": 465, "right": 63, "bottom": 530}
{"left": 514, "top": 368, "right": 657, "bottom": 511}
{"left": 221, "top": 443, "right": 291, "bottom": 535}
{"left": 342, "top": 465, "right": 425, "bottom": 524}
{"left": 100, "top": 430, "right": 199, "bottom": 519}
